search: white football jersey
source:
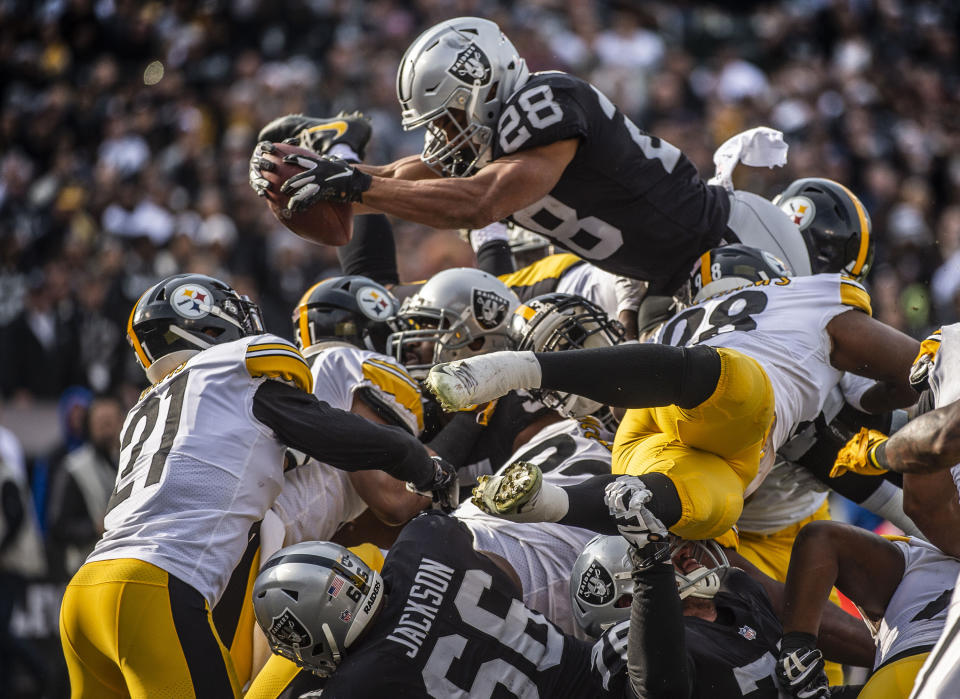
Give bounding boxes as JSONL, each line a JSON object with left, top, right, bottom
{"left": 88, "top": 334, "right": 313, "bottom": 605}
{"left": 556, "top": 262, "right": 619, "bottom": 321}
{"left": 654, "top": 273, "right": 872, "bottom": 452}
{"left": 921, "top": 323, "right": 960, "bottom": 497}
{"left": 454, "top": 416, "right": 614, "bottom": 636}
{"left": 271, "top": 343, "right": 424, "bottom": 546}
{"left": 874, "top": 538, "right": 960, "bottom": 668}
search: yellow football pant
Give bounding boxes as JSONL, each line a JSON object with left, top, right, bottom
{"left": 613, "top": 348, "right": 775, "bottom": 540}
{"left": 738, "top": 500, "right": 844, "bottom": 686}
{"left": 60, "top": 558, "right": 241, "bottom": 699}
{"left": 860, "top": 653, "right": 929, "bottom": 698}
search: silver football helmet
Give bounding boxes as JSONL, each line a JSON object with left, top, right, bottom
{"left": 396, "top": 17, "right": 529, "bottom": 177}
{"left": 509, "top": 293, "right": 624, "bottom": 418}
{"left": 253, "top": 541, "right": 385, "bottom": 677}
{"left": 570, "top": 535, "right": 730, "bottom": 637}
{"left": 387, "top": 268, "right": 520, "bottom": 379}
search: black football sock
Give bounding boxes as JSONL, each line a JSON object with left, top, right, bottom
{"left": 534, "top": 344, "right": 721, "bottom": 410}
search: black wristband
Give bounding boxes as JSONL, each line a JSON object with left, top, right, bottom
{"left": 781, "top": 631, "right": 818, "bottom": 654}
{"left": 872, "top": 440, "right": 889, "bottom": 469}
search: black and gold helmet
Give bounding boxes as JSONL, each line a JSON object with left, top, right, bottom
{"left": 773, "top": 178, "right": 873, "bottom": 281}
{"left": 128, "top": 273, "right": 264, "bottom": 383}
{"left": 682, "top": 244, "right": 792, "bottom": 305}
{"left": 292, "top": 275, "right": 398, "bottom": 354}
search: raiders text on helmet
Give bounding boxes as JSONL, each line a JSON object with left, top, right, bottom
{"left": 396, "top": 17, "right": 529, "bottom": 177}
{"left": 127, "top": 273, "right": 264, "bottom": 384}
{"left": 293, "top": 275, "right": 399, "bottom": 355}
{"left": 253, "top": 541, "right": 385, "bottom": 677}
{"left": 773, "top": 177, "right": 874, "bottom": 281}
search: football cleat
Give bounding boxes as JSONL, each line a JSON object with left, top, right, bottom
{"left": 472, "top": 461, "right": 543, "bottom": 516}
{"left": 425, "top": 351, "right": 541, "bottom": 412}
{"left": 257, "top": 111, "right": 373, "bottom": 161}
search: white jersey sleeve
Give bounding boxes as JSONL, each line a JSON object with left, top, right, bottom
{"left": 88, "top": 334, "right": 309, "bottom": 605}
{"left": 455, "top": 416, "right": 614, "bottom": 637}
{"left": 655, "top": 273, "right": 872, "bottom": 451}
{"left": 875, "top": 538, "right": 960, "bottom": 668}
{"left": 556, "top": 263, "right": 619, "bottom": 320}
{"left": 921, "top": 324, "right": 960, "bottom": 500}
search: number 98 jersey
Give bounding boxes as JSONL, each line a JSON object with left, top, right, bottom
{"left": 492, "top": 71, "right": 731, "bottom": 289}
{"left": 87, "top": 334, "right": 312, "bottom": 607}
{"left": 654, "top": 274, "right": 873, "bottom": 452}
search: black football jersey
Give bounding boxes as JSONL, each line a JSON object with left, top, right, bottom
{"left": 492, "top": 71, "right": 731, "bottom": 292}
{"left": 591, "top": 569, "right": 784, "bottom": 699}
{"left": 321, "top": 511, "right": 611, "bottom": 698}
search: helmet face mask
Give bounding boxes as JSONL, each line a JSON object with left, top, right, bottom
{"left": 396, "top": 17, "right": 529, "bottom": 178}
{"left": 510, "top": 293, "right": 624, "bottom": 418}
{"left": 253, "top": 542, "right": 385, "bottom": 677}
{"left": 128, "top": 274, "right": 264, "bottom": 383}
{"left": 386, "top": 268, "right": 519, "bottom": 379}
{"left": 292, "top": 276, "right": 399, "bottom": 355}
{"left": 773, "top": 177, "right": 874, "bottom": 282}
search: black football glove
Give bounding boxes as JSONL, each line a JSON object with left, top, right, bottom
{"left": 258, "top": 111, "right": 372, "bottom": 162}
{"left": 776, "top": 633, "right": 831, "bottom": 699}
{"left": 280, "top": 153, "right": 372, "bottom": 209}
{"left": 407, "top": 456, "right": 460, "bottom": 513}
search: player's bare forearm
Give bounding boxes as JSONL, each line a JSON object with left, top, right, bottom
{"left": 859, "top": 380, "right": 919, "bottom": 414}
{"left": 884, "top": 398, "right": 960, "bottom": 473}
{"left": 903, "top": 470, "right": 960, "bottom": 557}
{"left": 357, "top": 154, "right": 437, "bottom": 180}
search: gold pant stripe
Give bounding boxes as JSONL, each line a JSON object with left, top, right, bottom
{"left": 859, "top": 652, "right": 930, "bottom": 699}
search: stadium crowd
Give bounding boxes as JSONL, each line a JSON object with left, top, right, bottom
{"left": 1, "top": 0, "right": 959, "bottom": 697}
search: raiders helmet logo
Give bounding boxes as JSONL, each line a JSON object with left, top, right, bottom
{"left": 473, "top": 288, "right": 509, "bottom": 329}
{"left": 577, "top": 562, "right": 615, "bottom": 606}
{"left": 779, "top": 195, "right": 816, "bottom": 230}
{"left": 170, "top": 283, "right": 214, "bottom": 319}
{"left": 447, "top": 43, "right": 492, "bottom": 85}
{"left": 269, "top": 608, "right": 313, "bottom": 649}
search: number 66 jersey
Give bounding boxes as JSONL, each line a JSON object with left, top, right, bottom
{"left": 87, "top": 333, "right": 313, "bottom": 607}
{"left": 654, "top": 273, "right": 873, "bottom": 457}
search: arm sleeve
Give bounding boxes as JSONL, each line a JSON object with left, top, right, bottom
{"left": 0, "top": 479, "right": 24, "bottom": 553}
{"left": 252, "top": 379, "right": 435, "bottom": 487}
{"left": 426, "top": 411, "right": 486, "bottom": 467}
{"left": 47, "top": 470, "right": 100, "bottom": 545}
{"left": 626, "top": 561, "right": 694, "bottom": 699}
{"left": 476, "top": 239, "right": 515, "bottom": 277}
{"left": 336, "top": 214, "right": 400, "bottom": 285}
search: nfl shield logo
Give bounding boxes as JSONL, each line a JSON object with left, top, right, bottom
{"left": 340, "top": 609, "right": 352, "bottom": 624}
{"left": 738, "top": 625, "right": 757, "bottom": 641}
{"left": 447, "top": 43, "right": 492, "bottom": 85}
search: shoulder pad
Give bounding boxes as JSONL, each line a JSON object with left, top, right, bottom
{"left": 245, "top": 335, "right": 313, "bottom": 393}
{"left": 360, "top": 357, "right": 424, "bottom": 433}
{"left": 839, "top": 276, "right": 872, "bottom": 315}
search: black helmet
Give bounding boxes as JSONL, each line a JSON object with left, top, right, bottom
{"left": 773, "top": 178, "right": 873, "bottom": 281}
{"left": 682, "top": 244, "right": 792, "bottom": 305}
{"left": 292, "top": 275, "right": 398, "bottom": 354}
{"left": 128, "top": 273, "right": 264, "bottom": 383}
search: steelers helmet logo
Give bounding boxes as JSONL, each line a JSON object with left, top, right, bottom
{"left": 171, "top": 283, "right": 214, "bottom": 319}
{"left": 576, "top": 561, "right": 615, "bottom": 606}
{"left": 356, "top": 286, "right": 395, "bottom": 320}
{"left": 779, "top": 196, "right": 816, "bottom": 230}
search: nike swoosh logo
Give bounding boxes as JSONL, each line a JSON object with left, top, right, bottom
{"left": 305, "top": 121, "right": 349, "bottom": 139}
{"left": 325, "top": 171, "right": 352, "bottom": 180}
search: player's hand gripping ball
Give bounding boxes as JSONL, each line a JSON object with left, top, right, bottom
{"left": 250, "top": 141, "right": 357, "bottom": 246}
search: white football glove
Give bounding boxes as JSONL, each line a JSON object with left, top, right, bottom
{"left": 604, "top": 477, "right": 668, "bottom": 549}
{"left": 776, "top": 637, "right": 831, "bottom": 699}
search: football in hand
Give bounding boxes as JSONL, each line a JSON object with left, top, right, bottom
{"left": 259, "top": 142, "right": 354, "bottom": 246}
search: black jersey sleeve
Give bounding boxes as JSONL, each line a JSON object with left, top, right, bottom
{"left": 251, "top": 378, "right": 436, "bottom": 487}
{"left": 492, "top": 73, "right": 590, "bottom": 158}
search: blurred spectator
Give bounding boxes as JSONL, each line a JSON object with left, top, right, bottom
{"left": 46, "top": 396, "right": 122, "bottom": 580}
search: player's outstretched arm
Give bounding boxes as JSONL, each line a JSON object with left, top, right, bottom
{"left": 251, "top": 378, "right": 453, "bottom": 504}
{"left": 426, "top": 344, "right": 720, "bottom": 413}
{"left": 780, "top": 521, "right": 903, "bottom": 663}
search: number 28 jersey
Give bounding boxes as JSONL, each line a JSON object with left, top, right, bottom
{"left": 87, "top": 334, "right": 312, "bottom": 606}
{"left": 492, "top": 71, "right": 731, "bottom": 289}
{"left": 654, "top": 274, "right": 873, "bottom": 451}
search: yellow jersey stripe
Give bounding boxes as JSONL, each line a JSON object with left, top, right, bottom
{"left": 833, "top": 180, "right": 870, "bottom": 276}
{"left": 247, "top": 342, "right": 299, "bottom": 354}
{"left": 362, "top": 360, "right": 424, "bottom": 432}
{"left": 700, "top": 252, "right": 712, "bottom": 286}
{"left": 246, "top": 353, "right": 313, "bottom": 393}
{"left": 913, "top": 329, "right": 942, "bottom": 366}
{"left": 364, "top": 358, "right": 421, "bottom": 392}
{"left": 499, "top": 253, "right": 582, "bottom": 290}
{"left": 840, "top": 279, "right": 872, "bottom": 315}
